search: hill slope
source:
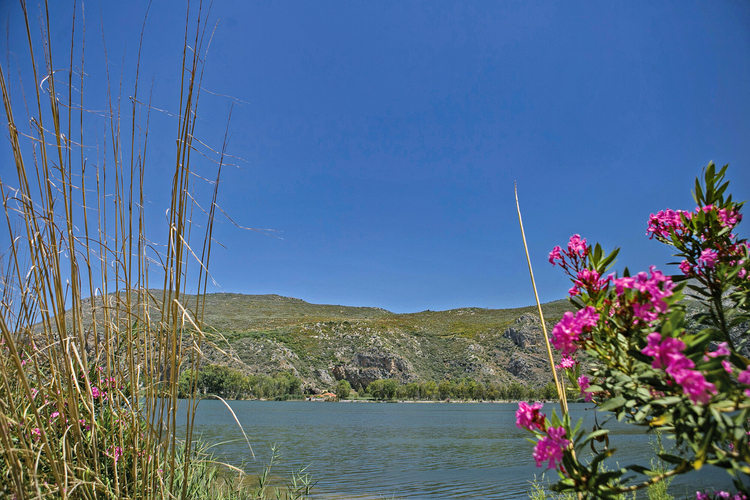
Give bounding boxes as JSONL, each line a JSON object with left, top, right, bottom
{"left": 196, "top": 293, "right": 575, "bottom": 392}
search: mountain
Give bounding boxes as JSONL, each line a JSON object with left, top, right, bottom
{"left": 194, "top": 293, "right": 576, "bottom": 393}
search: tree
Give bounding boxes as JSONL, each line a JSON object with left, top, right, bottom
{"left": 335, "top": 379, "right": 351, "bottom": 399}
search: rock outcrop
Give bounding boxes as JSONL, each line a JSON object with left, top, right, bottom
{"left": 503, "top": 313, "right": 546, "bottom": 348}
{"left": 332, "top": 351, "right": 415, "bottom": 389}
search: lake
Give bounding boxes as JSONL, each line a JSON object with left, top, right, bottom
{"left": 176, "top": 400, "right": 734, "bottom": 499}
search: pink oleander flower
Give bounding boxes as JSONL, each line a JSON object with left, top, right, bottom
{"left": 569, "top": 269, "right": 610, "bottom": 296}
{"left": 647, "top": 209, "right": 691, "bottom": 240}
{"left": 721, "top": 359, "right": 732, "bottom": 374}
{"left": 705, "top": 342, "right": 730, "bottom": 359}
{"left": 613, "top": 276, "right": 635, "bottom": 296}
{"left": 549, "top": 246, "right": 562, "bottom": 266}
{"left": 578, "top": 375, "right": 593, "bottom": 402}
{"left": 642, "top": 333, "right": 693, "bottom": 373}
{"left": 698, "top": 249, "right": 719, "bottom": 269}
{"left": 632, "top": 302, "right": 659, "bottom": 323}
{"left": 516, "top": 402, "right": 545, "bottom": 431}
{"left": 672, "top": 368, "right": 716, "bottom": 404}
{"left": 91, "top": 386, "right": 101, "bottom": 398}
{"left": 109, "top": 446, "right": 124, "bottom": 464}
{"left": 642, "top": 333, "right": 717, "bottom": 404}
{"left": 550, "top": 306, "right": 599, "bottom": 356}
{"left": 696, "top": 492, "right": 710, "bottom": 500}
{"left": 717, "top": 208, "right": 742, "bottom": 228}
{"left": 568, "top": 234, "right": 588, "bottom": 256}
{"left": 532, "top": 426, "right": 569, "bottom": 469}
{"left": 738, "top": 367, "right": 750, "bottom": 386}
{"left": 557, "top": 356, "right": 576, "bottom": 370}
{"left": 679, "top": 260, "right": 694, "bottom": 276}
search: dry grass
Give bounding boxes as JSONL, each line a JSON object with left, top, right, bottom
{"left": 0, "top": 1, "right": 258, "bottom": 498}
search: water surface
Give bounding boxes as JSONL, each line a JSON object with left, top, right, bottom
{"left": 177, "top": 400, "right": 734, "bottom": 499}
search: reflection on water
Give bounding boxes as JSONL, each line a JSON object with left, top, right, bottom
{"left": 175, "top": 401, "right": 732, "bottom": 499}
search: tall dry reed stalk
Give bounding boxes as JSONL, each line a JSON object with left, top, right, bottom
{"left": 515, "top": 184, "right": 568, "bottom": 414}
{"left": 0, "top": 1, "right": 231, "bottom": 497}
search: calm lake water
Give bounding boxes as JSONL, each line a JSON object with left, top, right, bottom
{"left": 176, "top": 400, "right": 734, "bottom": 499}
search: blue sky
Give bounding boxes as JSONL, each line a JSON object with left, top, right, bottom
{"left": 2, "top": 1, "right": 749, "bottom": 313}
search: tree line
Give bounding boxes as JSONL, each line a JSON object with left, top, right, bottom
{"left": 178, "top": 365, "right": 302, "bottom": 400}
{"left": 180, "top": 364, "right": 560, "bottom": 402}
{"left": 353, "top": 377, "right": 558, "bottom": 401}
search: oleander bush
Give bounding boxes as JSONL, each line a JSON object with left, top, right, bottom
{"left": 518, "top": 164, "right": 750, "bottom": 499}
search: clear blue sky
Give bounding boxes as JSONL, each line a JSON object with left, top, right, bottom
{"left": 2, "top": 1, "right": 749, "bottom": 313}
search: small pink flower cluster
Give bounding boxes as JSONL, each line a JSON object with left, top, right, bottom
{"left": 697, "top": 491, "right": 747, "bottom": 500}
{"left": 549, "top": 234, "right": 589, "bottom": 272}
{"left": 516, "top": 402, "right": 570, "bottom": 469}
{"left": 532, "top": 426, "right": 569, "bottom": 469}
{"left": 556, "top": 356, "right": 577, "bottom": 370}
{"left": 642, "top": 333, "right": 716, "bottom": 404}
{"left": 578, "top": 375, "right": 593, "bottom": 402}
{"left": 647, "top": 209, "right": 692, "bottom": 240}
{"left": 717, "top": 207, "right": 742, "bottom": 228}
{"left": 610, "top": 267, "right": 675, "bottom": 325}
{"left": 550, "top": 306, "right": 599, "bottom": 356}
{"left": 737, "top": 367, "right": 750, "bottom": 398}
{"left": 108, "top": 446, "right": 124, "bottom": 464}
{"left": 516, "top": 402, "right": 545, "bottom": 431}
{"left": 569, "top": 268, "right": 610, "bottom": 297}
{"left": 680, "top": 242, "right": 748, "bottom": 279}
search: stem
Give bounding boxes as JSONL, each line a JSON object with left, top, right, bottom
{"left": 515, "top": 183, "right": 568, "bottom": 415}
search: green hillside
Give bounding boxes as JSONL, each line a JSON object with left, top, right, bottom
{"left": 194, "top": 293, "right": 576, "bottom": 393}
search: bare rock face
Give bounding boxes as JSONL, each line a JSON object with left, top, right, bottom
{"left": 503, "top": 313, "right": 545, "bottom": 349}
{"left": 332, "top": 351, "right": 414, "bottom": 389}
{"left": 507, "top": 353, "right": 531, "bottom": 377}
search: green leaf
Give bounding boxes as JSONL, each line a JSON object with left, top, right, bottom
{"left": 598, "top": 395, "right": 627, "bottom": 412}
{"left": 658, "top": 453, "right": 686, "bottom": 465}
{"left": 582, "top": 429, "right": 609, "bottom": 445}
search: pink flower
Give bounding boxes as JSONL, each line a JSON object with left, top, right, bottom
{"left": 698, "top": 249, "right": 719, "bottom": 269}
{"left": 550, "top": 307, "right": 599, "bottom": 356}
{"left": 567, "top": 234, "right": 588, "bottom": 256}
{"left": 647, "top": 209, "right": 691, "bottom": 240}
{"left": 569, "top": 269, "right": 610, "bottom": 296}
{"left": 642, "top": 333, "right": 717, "bottom": 404}
{"left": 738, "top": 367, "right": 750, "bottom": 386}
{"left": 705, "top": 342, "right": 730, "bottom": 358}
{"left": 557, "top": 356, "right": 577, "bottom": 370}
{"left": 91, "top": 386, "right": 101, "bottom": 398}
{"left": 613, "top": 276, "right": 635, "bottom": 295}
{"left": 31, "top": 428, "right": 41, "bottom": 441}
{"left": 679, "top": 260, "right": 693, "bottom": 276}
{"left": 549, "top": 246, "right": 562, "bottom": 266}
{"left": 717, "top": 208, "right": 742, "bottom": 228}
{"left": 516, "top": 401, "right": 545, "bottom": 431}
{"left": 578, "top": 375, "right": 593, "bottom": 402}
{"left": 672, "top": 368, "right": 716, "bottom": 404}
{"left": 721, "top": 360, "right": 733, "bottom": 374}
{"left": 532, "top": 426, "right": 569, "bottom": 469}
{"left": 109, "top": 446, "right": 124, "bottom": 464}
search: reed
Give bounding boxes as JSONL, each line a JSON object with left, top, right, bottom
{"left": 0, "top": 1, "right": 252, "bottom": 498}
{"left": 515, "top": 184, "right": 568, "bottom": 413}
